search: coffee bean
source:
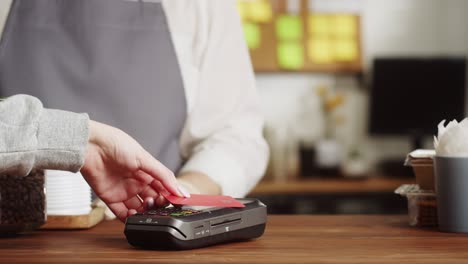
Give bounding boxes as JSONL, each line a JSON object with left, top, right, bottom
{"left": 0, "top": 170, "right": 46, "bottom": 231}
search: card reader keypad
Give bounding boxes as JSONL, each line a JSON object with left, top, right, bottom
{"left": 144, "top": 208, "right": 201, "bottom": 217}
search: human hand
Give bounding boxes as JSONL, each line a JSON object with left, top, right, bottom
{"left": 80, "top": 120, "right": 189, "bottom": 221}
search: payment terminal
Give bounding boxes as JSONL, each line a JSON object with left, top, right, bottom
{"left": 124, "top": 198, "right": 267, "bottom": 250}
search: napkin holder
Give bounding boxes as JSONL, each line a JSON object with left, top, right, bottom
{"left": 405, "top": 149, "right": 436, "bottom": 190}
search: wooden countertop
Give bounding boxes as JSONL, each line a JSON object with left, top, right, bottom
{"left": 2, "top": 215, "right": 468, "bottom": 263}
{"left": 250, "top": 177, "right": 414, "bottom": 195}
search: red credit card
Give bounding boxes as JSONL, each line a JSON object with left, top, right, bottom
{"left": 160, "top": 191, "right": 245, "bottom": 208}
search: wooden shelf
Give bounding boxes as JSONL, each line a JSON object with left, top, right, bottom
{"left": 250, "top": 177, "right": 415, "bottom": 195}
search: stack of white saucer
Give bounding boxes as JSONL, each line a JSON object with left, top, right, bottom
{"left": 45, "top": 170, "right": 92, "bottom": 215}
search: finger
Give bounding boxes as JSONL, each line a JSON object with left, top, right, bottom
{"left": 150, "top": 179, "right": 173, "bottom": 198}
{"left": 139, "top": 187, "right": 159, "bottom": 210}
{"left": 128, "top": 209, "right": 137, "bottom": 216}
{"left": 117, "top": 178, "right": 148, "bottom": 201}
{"left": 155, "top": 194, "right": 169, "bottom": 207}
{"left": 150, "top": 179, "right": 166, "bottom": 193}
{"left": 138, "top": 151, "right": 182, "bottom": 197}
{"left": 123, "top": 196, "right": 144, "bottom": 212}
{"left": 139, "top": 183, "right": 170, "bottom": 209}
{"left": 139, "top": 183, "right": 159, "bottom": 199}
{"left": 108, "top": 202, "right": 130, "bottom": 222}
{"left": 149, "top": 180, "right": 177, "bottom": 204}
{"left": 133, "top": 170, "right": 154, "bottom": 185}
{"left": 143, "top": 196, "right": 154, "bottom": 210}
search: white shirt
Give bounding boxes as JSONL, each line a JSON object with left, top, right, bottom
{"left": 0, "top": 0, "right": 269, "bottom": 198}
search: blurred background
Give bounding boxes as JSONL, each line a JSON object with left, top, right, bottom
{"left": 241, "top": 0, "right": 468, "bottom": 214}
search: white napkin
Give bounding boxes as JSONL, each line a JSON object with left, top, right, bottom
{"left": 404, "top": 149, "right": 435, "bottom": 166}
{"left": 435, "top": 118, "right": 468, "bottom": 157}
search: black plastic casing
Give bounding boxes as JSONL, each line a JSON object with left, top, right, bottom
{"left": 124, "top": 198, "right": 267, "bottom": 250}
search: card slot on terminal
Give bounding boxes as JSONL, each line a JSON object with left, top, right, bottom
{"left": 210, "top": 214, "right": 241, "bottom": 228}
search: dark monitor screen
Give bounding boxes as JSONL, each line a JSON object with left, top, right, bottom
{"left": 369, "top": 57, "right": 466, "bottom": 136}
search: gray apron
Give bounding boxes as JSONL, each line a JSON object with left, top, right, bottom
{"left": 0, "top": 0, "right": 187, "bottom": 172}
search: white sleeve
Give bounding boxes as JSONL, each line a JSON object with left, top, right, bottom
{"left": 178, "top": 0, "right": 269, "bottom": 198}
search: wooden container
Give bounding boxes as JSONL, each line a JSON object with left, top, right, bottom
{"left": 405, "top": 149, "right": 435, "bottom": 191}
{"left": 411, "top": 162, "right": 434, "bottom": 190}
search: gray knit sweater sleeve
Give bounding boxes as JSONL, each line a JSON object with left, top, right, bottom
{"left": 0, "top": 94, "right": 89, "bottom": 176}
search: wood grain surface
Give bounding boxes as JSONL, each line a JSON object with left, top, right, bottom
{"left": 1, "top": 215, "right": 468, "bottom": 264}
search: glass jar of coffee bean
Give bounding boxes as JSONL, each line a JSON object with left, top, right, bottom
{"left": 0, "top": 170, "right": 46, "bottom": 236}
